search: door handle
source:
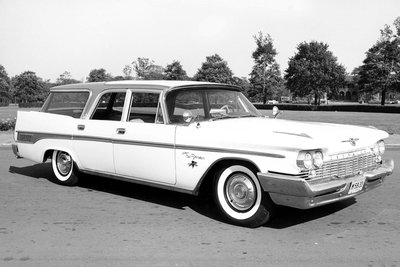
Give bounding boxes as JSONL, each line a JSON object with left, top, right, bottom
{"left": 77, "top": 124, "right": 85, "bottom": 130}
{"left": 116, "top": 128, "right": 126, "bottom": 134}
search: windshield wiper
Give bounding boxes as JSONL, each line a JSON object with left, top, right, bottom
{"left": 209, "top": 113, "right": 235, "bottom": 121}
{"left": 238, "top": 114, "right": 259, "bottom": 118}
{"left": 210, "top": 113, "right": 259, "bottom": 121}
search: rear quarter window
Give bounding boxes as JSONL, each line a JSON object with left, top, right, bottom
{"left": 43, "top": 91, "right": 89, "bottom": 118}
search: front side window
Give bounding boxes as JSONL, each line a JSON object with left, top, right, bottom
{"left": 128, "top": 92, "right": 161, "bottom": 123}
{"left": 43, "top": 91, "right": 89, "bottom": 118}
{"left": 91, "top": 92, "right": 126, "bottom": 121}
{"left": 166, "top": 90, "right": 205, "bottom": 124}
{"left": 166, "top": 88, "right": 261, "bottom": 124}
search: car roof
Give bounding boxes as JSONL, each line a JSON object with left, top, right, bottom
{"left": 51, "top": 80, "right": 240, "bottom": 93}
{"left": 48, "top": 80, "right": 242, "bottom": 121}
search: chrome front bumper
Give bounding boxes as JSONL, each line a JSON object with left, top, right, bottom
{"left": 258, "top": 159, "right": 394, "bottom": 209}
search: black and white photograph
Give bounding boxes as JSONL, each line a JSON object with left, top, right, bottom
{"left": 1, "top": 0, "right": 399, "bottom": 266}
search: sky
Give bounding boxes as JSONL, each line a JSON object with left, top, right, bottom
{"left": 1, "top": 0, "right": 399, "bottom": 82}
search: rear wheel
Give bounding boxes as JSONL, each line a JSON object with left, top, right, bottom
{"left": 214, "top": 165, "right": 274, "bottom": 227}
{"left": 51, "top": 150, "right": 78, "bottom": 186}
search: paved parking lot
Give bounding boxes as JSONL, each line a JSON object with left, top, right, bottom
{"left": 0, "top": 147, "right": 399, "bottom": 266}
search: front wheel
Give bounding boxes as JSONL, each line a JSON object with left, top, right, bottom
{"left": 51, "top": 150, "right": 78, "bottom": 186}
{"left": 214, "top": 165, "right": 274, "bottom": 227}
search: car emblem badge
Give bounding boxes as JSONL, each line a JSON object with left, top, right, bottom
{"left": 342, "top": 138, "right": 359, "bottom": 146}
{"left": 188, "top": 161, "right": 198, "bottom": 168}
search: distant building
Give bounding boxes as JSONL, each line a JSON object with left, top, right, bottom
{"left": 335, "top": 75, "right": 359, "bottom": 102}
{"left": 332, "top": 75, "right": 399, "bottom": 103}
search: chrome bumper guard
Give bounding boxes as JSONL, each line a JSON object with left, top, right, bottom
{"left": 258, "top": 159, "right": 394, "bottom": 209}
{"left": 12, "top": 143, "right": 22, "bottom": 158}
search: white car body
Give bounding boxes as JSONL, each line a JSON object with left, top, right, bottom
{"left": 12, "top": 81, "right": 394, "bottom": 227}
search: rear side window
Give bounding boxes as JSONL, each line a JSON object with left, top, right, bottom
{"left": 91, "top": 92, "right": 126, "bottom": 121}
{"left": 43, "top": 91, "right": 89, "bottom": 118}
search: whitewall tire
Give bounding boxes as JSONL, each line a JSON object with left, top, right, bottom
{"left": 214, "top": 165, "right": 274, "bottom": 227}
{"left": 51, "top": 150, "right": 78, "bottom": 186}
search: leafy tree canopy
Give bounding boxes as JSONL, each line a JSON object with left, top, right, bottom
{"left": 0, "top": 65, "right": 12, "bottom": 97}
{"left": 11, "top": 71, "right": 49, "bottom": 103}
{"left": 252, "top": 32, "right": 277, "bottom": 66}
{"left": 249, "top": 32, "right": 283, "bottom": 103}
{"left": 231, "top": 76, "right": 251, "bottom": 96}
{"left": 285, "top": 41, "right": 346, "bottom": 105}
{"left": 87, "top": 68, "right": 112, "bottom": 82}
{"left": 358, "top": 17, "right": 400, "bottom": 105}
{"left": 194, "top": 54, "right": 234, "bottom": 84}
{"left": 110, "top": 76, "right": 126, "bottom": 81}
{"left": 56, "top": 71, "right": 80, "bottom": 85}
{"left": 122, "top": 65, "right": 134, "bottom": 80}
{"left": 132, "top": 57, "right": 164, "bottom": 80}
{"left": 164, "top": 60, "right": 188, "bottom": 80}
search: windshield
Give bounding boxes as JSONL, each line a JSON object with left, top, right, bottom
{"left": 166, "top": 88, "right": 261, "bottom": 124}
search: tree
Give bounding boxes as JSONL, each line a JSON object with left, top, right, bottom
{"left": 87, "top": 68, "right": 112, "bottom": 82}
{"left": 11, "top": 71, "right": 49, "bottom": 103}
{"left": 285, "top": 41, "right": 346, "bottom": 105}
{"left": 110, "top": 76, "right": 126, "bottom": 81}
{"left": 232, "top": 76, "right": 251, "bottom": 96}
{"left": 249, "top": 32, "right": 283, "bottom": 103}
{"left": 122, "top": 65, "right": 134, "bottom": 79}
{"left": 132, "top": 57, "right": 165, "bottom": 80}
{"left": 144, "top": 65, "right": 165, "bottom": 80}
{"left": 0, "top": 65, "right": 11, "bottom": 98}
{"left": 56, "top": 71, "right": 80, "bottom": 85}
{"left": 358, "top": 17, "right": 400, "bottom": 105}
{"left": 164, "top": 60, "right": 189, "bottom": 80}
{"left": 194, "top": 54, "right": 234, "bottom": 84}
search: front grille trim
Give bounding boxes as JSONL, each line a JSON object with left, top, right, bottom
{"left": 305, "top": 152, "right": 379, "bottom": 184}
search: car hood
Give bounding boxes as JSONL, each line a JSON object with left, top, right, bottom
{"left": 192, "top": 117, "right": 389, "bottom": 153}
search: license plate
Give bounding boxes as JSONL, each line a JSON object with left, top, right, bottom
{"left": 348, "top": 177, "right": 366, "bottom": 194}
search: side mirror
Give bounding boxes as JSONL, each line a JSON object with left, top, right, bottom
{"left": 182, "top": 111, "right": 194, "bottom": 124}
{"left": 272, "top": 106, "right": 281, "bottom": 118}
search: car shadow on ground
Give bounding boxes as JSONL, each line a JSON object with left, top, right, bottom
{"left": 265, "top": 199, "right": 356, "bottom": 229}
{"left": 9, "top": 162, "right": 356, "bottom": 229}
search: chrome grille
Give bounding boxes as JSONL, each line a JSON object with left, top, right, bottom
{"left": 305, "top": 152, "right": 379, "bottom": 184}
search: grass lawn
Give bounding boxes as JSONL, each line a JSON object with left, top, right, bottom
{"left": 260, "top": 110, "right": 400, "bottom": 135}
{"left": 0, "top": 106, "right": 40, "bottom": 120}
{"left": 1, "top": 105, "right": 399, "bottom": 135}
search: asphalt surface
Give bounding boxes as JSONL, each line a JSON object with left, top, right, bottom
{"left": 0, "top": 146, "right": 399, "bottom": 266}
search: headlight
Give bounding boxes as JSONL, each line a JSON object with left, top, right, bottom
{"left": 372, "top": 140, "right": 385, "bottom": 155}
{"left": 303, "top": 152, "right": 313, "bottom": 169}
{"left": 378, "top": 140, "right": 385, "bottom": 155}
{"left": 297, "top": 150, "right": 324, "bottom": 170}
{"left": 313, "top": 151, "right": 324, "bottom": 168}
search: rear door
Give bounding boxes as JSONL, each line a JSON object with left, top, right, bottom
{"left": 72, "top": 90, "right": 127, "bottom": 174}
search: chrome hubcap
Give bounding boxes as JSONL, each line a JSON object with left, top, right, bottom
{"left": 56, "top": 152, "right": 72, "bottom": 176}
{"left": 225, "top": 173, "right": 256, "bottom": 211}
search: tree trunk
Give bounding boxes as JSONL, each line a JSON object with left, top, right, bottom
{"left": 381, "top": 89, "right": 386, "bottom": 106}
{"left": 314, "top": 93, "right": 318, "bottom": 105}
